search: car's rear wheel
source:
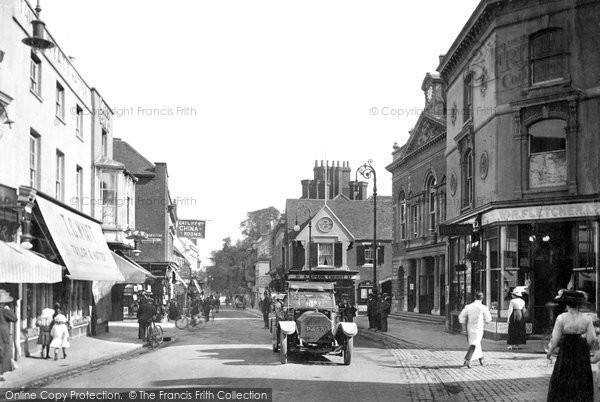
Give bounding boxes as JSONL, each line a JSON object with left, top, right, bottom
{"left": 280, "top": 331, "right": 287, "bottom": 364}
{"left": 343, "top": 337, "right": 353, "bottom": 366}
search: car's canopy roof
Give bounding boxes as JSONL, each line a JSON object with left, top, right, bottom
{"left": 287, "top": 281, "right": 334, "bottom": 291}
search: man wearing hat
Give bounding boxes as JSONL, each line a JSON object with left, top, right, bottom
{"left": 458, "top": 292, "right": 492, "bottom": 368}
{"left": 366, "top": 293, "right": 375, "bottom": 330}
{"left": 381, "top": 293, "right": 391, "bottom": 332}
{"left": 0, "top": 289, "right": 17, "bottom": 380}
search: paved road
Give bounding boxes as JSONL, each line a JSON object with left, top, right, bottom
{"left": 44, "top": 309, "right": 405, "bottom": 401}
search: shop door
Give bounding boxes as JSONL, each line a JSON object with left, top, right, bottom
{"left": 407, "top": 276, "right": 415, "bottom": 311}
{"left": 419, "top": 275, "right": 434, "bottom": 314}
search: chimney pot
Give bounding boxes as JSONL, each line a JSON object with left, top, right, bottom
{"left": 314, "top": 160, "right": 318, "bottom": 167}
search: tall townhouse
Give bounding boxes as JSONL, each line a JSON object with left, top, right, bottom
{"left": 439, "top": 0, "right": 600, "bottom": 338}
{"left": 386, "top": 72, "right": 448, "bottom": 318}
{"left": 0, "top": 0, "right": 132, "bottom": 354}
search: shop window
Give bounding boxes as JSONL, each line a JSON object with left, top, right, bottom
{"left": 576, "top": 223, "right": 595, "bottom": 268}
{"left": 529, "top": 119, "right": 567, "bottom": 188}
{"left": 530, "top": 29, "right": 565, "bottom": 85}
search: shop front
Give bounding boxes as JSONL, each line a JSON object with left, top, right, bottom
{"left": 110, "top": 251, "right": 156, "bottom": 320}
{"left": 448, "top": 202, "right": 599, "bottom": 339}
{"left": 33, "top": 193, "right": 124, "bottom": 336}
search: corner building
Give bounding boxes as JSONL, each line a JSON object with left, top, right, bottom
{"left": 439, "top": 0, "right": 600, "bottom": 337}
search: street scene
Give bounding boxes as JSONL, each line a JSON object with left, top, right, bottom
{"left": 1, "top": 0, "right": 600, "bottom": 401}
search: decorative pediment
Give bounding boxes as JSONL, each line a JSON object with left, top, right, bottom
{"left": 405, "top": 114, "right": 445, "bottom": 154}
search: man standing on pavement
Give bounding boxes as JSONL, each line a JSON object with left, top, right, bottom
{"left": 375, "top": 293, "right": 383, "bottom": 331}
{"left": 261, "top": 290, "right": 271, "bottom": 329}
{"left": 458, "top": 292, "right": 492, "bottom": 368}
{"left": 381, "top": 293, "right": 391, "bottom": 332}
{"left": 367, "top": 293, "right": 375, "bottom": 329}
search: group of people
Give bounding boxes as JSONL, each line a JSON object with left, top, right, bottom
{"left": 459, "top": 288, "right": 599, "bottom": 401}
{"left": 366, "top": 292, "right": 392, "bottom": 332}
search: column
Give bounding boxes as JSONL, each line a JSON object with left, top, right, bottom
{"left": 595, "top": 221, "right": 599, "bottom": 314}
{"left": 486, "top": 240, "right": 492, "bottom": 308}
{"left": 500, "top": 226, "right": 507, "bottom": 311}
{"left": 433, "top": 255, "right": 440, "bottom": 315}
{"left": 414, "top": 259, "right": 420, "bottom": 313}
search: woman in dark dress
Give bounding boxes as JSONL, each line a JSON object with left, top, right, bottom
{"left": 507, "top": 288, "right": 527, "bottom": 350}
{"left": 0, "top": 290, "right": 18, "bottom": 380}
{"left": 546, "top": 290, "right": 596, "bottom": 402}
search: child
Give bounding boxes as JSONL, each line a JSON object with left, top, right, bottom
{"left": 36, "top": 308, "right": 54, "bottom": 359}
{"left": 49, "top": 314, "right": 70, "bottom": 360}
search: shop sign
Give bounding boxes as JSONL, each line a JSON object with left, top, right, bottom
{"left": 438, "top": 224, "right": 473, "bottom": 236}
{"left": 288, "top": 273, "right": 357, "bottom": 281}
{"left": 482, "top": 202, "right": 600, "bottom": 225}
{"left": 176, "top": 220, "right": 206, "bottom": 239}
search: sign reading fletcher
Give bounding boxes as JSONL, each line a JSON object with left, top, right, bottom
{"left": 177, "top": 220, "right": 206, "bottom": 239}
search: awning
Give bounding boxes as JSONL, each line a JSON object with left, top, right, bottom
{"left": 35, "top": 197, "right": 124, "bottom": 282}
{"left": 112, "top": 252, "right": 156, "bottom": 284}
{"left": 172, "top": 269, "right": 188, "bottom": 287}
{"left": 0, "top": 241, "right": 63, "bottom": 283}
{"left": 192, "top": 278, "right": 202, "bottom": 293}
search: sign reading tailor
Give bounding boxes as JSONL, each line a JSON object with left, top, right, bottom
{"left": 177, "top": 219, "right": 206, "bottom": 239}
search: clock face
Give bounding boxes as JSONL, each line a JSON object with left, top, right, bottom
{"left": 426, "top": 85, "right": 434, "bottom": 103}
{"left": 317, "top": 217, "right": 333, "bottom": 233}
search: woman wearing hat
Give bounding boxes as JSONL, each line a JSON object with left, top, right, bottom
{"left": 546, "top": 290, "right": 595, "bottom": 401}
{"left": 506, "top": 287, "right": 527, "bottom": 350}
{"left": 50, "top": 314, "right": 70, "bottom": 360}
{"left": 0, "top": 289, "right": 17, "bottom": 380}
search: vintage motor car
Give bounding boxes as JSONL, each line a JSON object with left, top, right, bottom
{"left": 271, "top": 281, "right": 358, "bottom": 365}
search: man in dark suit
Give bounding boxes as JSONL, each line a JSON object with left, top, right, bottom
{"left": 261, "top": 291, "right": 271, "bottom": 329}
{"left": 137, "top": 297, "right": 156, "bottom": 341}
{"left": 367, "top": 293, "right": 375, "bottom": 329}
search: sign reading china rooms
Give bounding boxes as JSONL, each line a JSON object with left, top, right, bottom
{"left": 177, "top": 220, "right": 206, "bottom": 239}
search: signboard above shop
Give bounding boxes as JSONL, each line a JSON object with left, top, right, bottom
{"left": 176, "top": 220, "right": 206, "bottom": 239}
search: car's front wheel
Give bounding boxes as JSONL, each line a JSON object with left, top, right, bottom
{"left": 343, "top": 337, "right": 353, "bottom": 366}
{"left": 280, "top": 331, "right": 287, "bottom": 364}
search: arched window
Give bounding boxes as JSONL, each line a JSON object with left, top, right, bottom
{"left": 462, "top": 150, "right": 473, "bottom": 207}
{"left": 530, "top": 29, "right": 565, "bottom": 85}
{"left": 426, "top": 176, "right": 436, "bottom": 233}
{"left": 399, "top": 191, "right": 406, "bottom": 240}
{"left": 529, "top": 119, "right": 567, "bottom": 188}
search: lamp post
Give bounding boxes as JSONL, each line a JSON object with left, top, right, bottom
{"left": 356, "top": 160, "right": 378, "bottom": 294}
{"left": 294, "top": 204, "right": 312, "bottom": 281}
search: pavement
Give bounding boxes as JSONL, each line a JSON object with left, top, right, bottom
{"left": 1, "top": 319, "right": 176, "bottom": 390}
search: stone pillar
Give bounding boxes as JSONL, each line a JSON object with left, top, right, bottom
{"left": 500, "top": 226, "right": 507, "bottom": 311}
{"left": 414, "top": 259, "right": 420, "bottom": 313}
{"left": 433, "top": 255, "right": 440, "bottom": 315}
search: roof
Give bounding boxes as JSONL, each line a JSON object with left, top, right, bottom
{"left": 113, "top": 139, "right": 156, "bottom": 177}
{"left": 286, "top": 196, "right": 393, "bottom": 241}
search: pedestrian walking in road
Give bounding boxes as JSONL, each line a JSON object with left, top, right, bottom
{"left": 215, "top": 292, "right": 221, "bottom": 313}
{"left": 202, "top": 297, "right": 212, "bottom": 324}
{"left": 0, "top": 290, "right": 17, "bottom": 381}
{"left": 49, "top": 314, "right": 70, "bottom": 360}
{"left": 546, "top": 290, "right": 595, "bottom": 402}
{"left": 381, "top": 294, "right": 391, "bottom": 332}
{"left": 507, "top": 287, "right": 527, "bottom": 350}
{"left": 367, "top": 293, "right": 375, "bottom": 329}
{"left": 458, "top": 292, "right": 492, "bottom": 368}
{"left": 36, "top": 307, "right": 54, "bottom": 359}
{"left": 261, "top": 291, "right": 271, "bottom": 329}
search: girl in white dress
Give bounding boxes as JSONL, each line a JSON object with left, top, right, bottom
{"left": 49, "top": 314, "right": 70, "bottom": 360}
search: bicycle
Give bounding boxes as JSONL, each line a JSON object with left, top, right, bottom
{"left": 146, "top": 315, "right": 163, "bottom": 348}
{"left": 175, "top": 314, "right": 203, "bottom": 329}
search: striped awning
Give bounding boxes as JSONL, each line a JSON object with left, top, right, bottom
{"left": 172, "top": 269, "right": 188, "bottom": 287}
{"left": 112, "top": 252, "right": 156, "bottom": 284}
{"left": 192, "top": 278, "right": 202, "bottom": 293}
{"left": 0, "top": 241, "right": 62, "bottom": 283}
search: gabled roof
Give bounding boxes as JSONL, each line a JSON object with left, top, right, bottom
{"left": 286, "top": 197, "right": 392, "bottom": 241}
{"left": 113, "top": 138, "right": 156, "bottom": 177}
{"left": 403, "top": 112, "right": 446, "bottom": 155}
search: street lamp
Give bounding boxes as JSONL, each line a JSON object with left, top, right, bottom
{"left": 21, "top": 1, "right": 55, "bottom": 51}
{"left": 293, "top": 204, "right": 312, "bottom": 281}
{"left": 356, "top": 159, "right": 378, "bottom": 294}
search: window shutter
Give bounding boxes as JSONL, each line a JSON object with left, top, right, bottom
{"left": 299, "top": 242, "right": 305, "bottom": 268}
{"left": 356, "top": 245, "right": 365, "bottom": 266}
{"left": 378, "top": 246, "right": 385, "bottom": 265}
{"left": 310, "top": 242, "right": 318, "bottom": 268}
{"left": 334, "top": 242, "right": 342, "bottom": 267}
{"left": 292, "top": 241, "right": 305, "bottom": 269}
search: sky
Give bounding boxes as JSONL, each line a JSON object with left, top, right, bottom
{"left": 41, "top": 0, "right": 480, "bottom": 267}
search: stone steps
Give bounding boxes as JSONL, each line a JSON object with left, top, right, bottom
{"left": 388, "top": 311, "right": 446, "bottom": 325}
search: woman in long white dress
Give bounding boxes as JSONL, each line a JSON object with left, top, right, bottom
{"left": 507, "top": 289, "right": 527, "bottom": 350}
